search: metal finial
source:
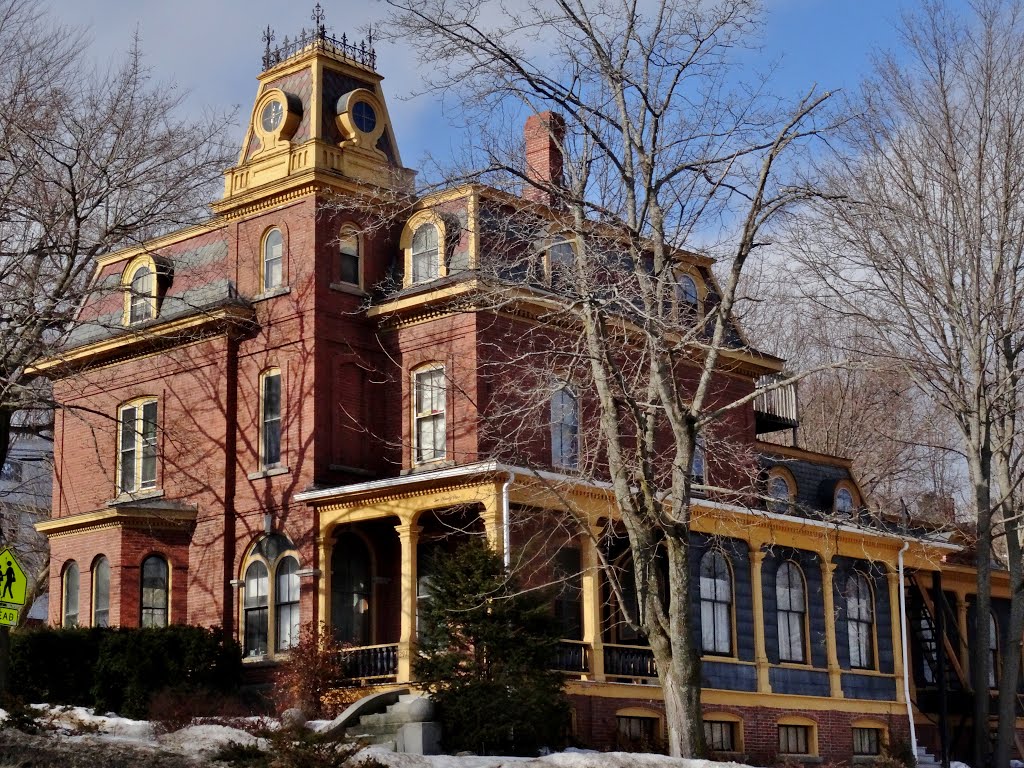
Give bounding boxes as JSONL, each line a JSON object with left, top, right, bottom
{"left": 261, "top": 25, "right": 276, "bottom": 69}
{"left": 312, "top": 3, "right": 326, "bottom": 36}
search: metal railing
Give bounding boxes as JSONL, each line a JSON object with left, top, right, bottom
{"left": 603, "top": 643, "right": 658, "bottom": 681}
{"left": 261, "top": 4, "right": 376, "bottom": 71}
{"left": 338, "top": 643, "right": 398, "bottom": 682}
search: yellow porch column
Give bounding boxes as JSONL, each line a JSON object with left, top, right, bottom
{"left": 317, "top": 535, "right": 331, "bottom": 635}
{"left": 821, "top": 559, "right": 843, "bottom": 698}
{"left": 581, "top": 524, "right": 605, "bottom": 681}
{"left": 481, "top": 491, "right": 504, "bottom": 561}
{"left": 749, "top": 545, "right": 772, "bottom": 693}
{"left": 956, "top": 589, "right": 970, "bottom": 678}
{"left": 396, "top": 522, "right": 421, "bottom": 683}
{"left": 887, "top": 569, "right": 906, "bottom": 704}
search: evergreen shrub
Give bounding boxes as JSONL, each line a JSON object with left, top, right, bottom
{"left": 10, "top": 625, "right": 242, "bottom": 718}
{"left": 414, "top": 539, "right": 569, "bottom": 755}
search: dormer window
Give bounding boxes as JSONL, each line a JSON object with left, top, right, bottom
{"left": 263, "top": 228, "right": 284, "bottom": 292}
{"left": 835, "top": 487, "right": 855, "bottom": 517}
{"left": 768, "top": 471, "right": 794, "bottom": 514}
{"left": 122, "top": 256, "right": 163, "bottom": 325}
{"left": 411, "top": 224, "right": 440, "bottom": 284}
{"left": 675, "top": 273, "right": 701, "bottom": 321}
{"left": 547, "top": 238, "right": 574, "bottom": 290}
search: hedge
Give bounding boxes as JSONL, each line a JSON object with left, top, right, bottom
{"left": 10, "top": 625, "right": 242, "bottom": 718}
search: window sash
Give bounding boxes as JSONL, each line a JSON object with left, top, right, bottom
{"left": 411, "top": 225, "right": 440, "bottom": 284}
{"left": 141, "top": 556, "right": 168, "bottom": 628}
{"left": 779, "top": 725, "right": 810, "bottom": 754}
{"left": 853, "top": 728, "right": 881, "bottom": 756}
{"left": 551, "top": 389, "right": 579, "bottom": 469}
{"left": 262, "top": 372, "right": 282, "bottom": 467}
{"left": 414, "top": 369, "right": 445, "bottom": 463}
{"left": 93, "top": 558, "right": 110, "bottom": 628}
{"left": 849, "top": 617, "right": 873, "bottom": 668}
{"left": 263, "top": 231, "right": 283, "bottom": 291}
{"left": 129, "top": 266, "right": 154, "bottom": 323}
{"left": 119, "top": 401, "right": 158, "bottom": 494}
{"left": 704, "top": 721, "right": 735, "bottom": 752}
{"left": 119, "top": 405, "right": 137, "bottom": 493}
{"left": 778, "top": 609, "right": 806, "bottom": 662}
{"left": 339, "top": 232, "right": 360, "bottom": 285}
{"left": 275, "top": 557, "right": 300, "bottom": 651}
{"left": 140, "top": 401, "right": 158, "bottom": 489}
{"left": 63, "top": 564, "right": 79, "bottom": 627}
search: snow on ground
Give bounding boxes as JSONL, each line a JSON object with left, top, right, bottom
{"left": 6, "top": 705, "right": 755, "bottom": 768}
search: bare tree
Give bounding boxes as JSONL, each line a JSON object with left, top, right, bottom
{"left": 0, "top": 0, "right": 234, "bottom": 472}
{"left": 381, "top": 0, "right": 834, "bottom": 755}
{"left": 794, "top": 1, "right": 1024, "bottom": 763}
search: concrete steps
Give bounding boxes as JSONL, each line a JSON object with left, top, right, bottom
{"left": 916, "top": 745, "right": 941, "bottom": 768}
{"left": 345, "top": 694, "right": 440, "bottom": 754}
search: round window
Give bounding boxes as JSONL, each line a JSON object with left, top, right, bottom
{"left": 352, "top": 101, "right": 377, "bottom": 133}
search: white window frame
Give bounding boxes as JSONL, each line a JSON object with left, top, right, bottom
{"left": 140, "top": 554, "right": 169, "bottom": 627}
{"left": 413, "top": 365, "right": 446, "bottom": 464}
{"left": 776, "top": 560, "right": 807, "bottom": 663}
{"left": 262, "top": 227, "right": 284, "bottom": 292}
{"left": 550, "top": 386, "right": 579, "bottom": 469}
{"left": 92, "top": 556, "right": 110, "bottom": 628}
{"left": 410, "top": 223, "right": 440, "bottom": 284}
{"left": 699, "top": 550, "right": 733, "bottom": 655}
{"left": 118, "top": 398, "right": 158, "bottom": 495}
{"left": 241, "top": 541, "right": 302, "bottom": 658}
{"left": 338, "top": 226, "right": 362, "bottom": 287}
{"left": 62, "top": 561, "right": 79, "bottom": 627}
{"left": 260, "top": 368, "right": 282, "bottom": 469}
{"left": 846, "top": 572, "right": 875, "bottom": 669}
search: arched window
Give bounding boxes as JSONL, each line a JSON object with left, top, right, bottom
{"left": 62, "top": 561, "right": 79, "bottom": 627}
{"left": 776, "top": 561, "right": 806, "bottom": 663}
{"left": 140, "top": 555, "right": 168, "bottom": 627}
{"left": 262, "top": 228, "right": 284, "bottom": 291}
{"left": 551, "top": 387, "right": 579, "bottom": 469}
{"left": 413, "top": 365, "right": 446, "bottom": 463}
{"left": 411, "top": 224, "right": 439, "bottom": 284}
{"left": 675, "top": 274, "right": 699, "bottom": 319}
{"left": 332, "top": 533, "right": 371, "bottom": 645}
{"left": 989, "top": 612, "right": 998, "bottom": 688}
{"left": 768, "top": 473, "right": 794, "bottom": 514}
{"left": 260, "top": 368, "right": 282, "bottom": 469}
{"left": 244, "top": 560, "right": 269, "bottom": 656}
{"left": 241, "top": 534, "right": 301, "bottom": 657}
{"left": 338, "top": 228, "right": 361, "bottom": 286}
{"left": 92, "top": 556, "right": 110, "bottom": 628}
{"left": 845, "top": 572, "right": 874, "bottom": 668}
{"left": 275, "top": 556, "right": 300, "bottom": 651}
{"left": 699, "top": 551, "right": 733, "bottom": 655}
{"left": 835, "top": 487, "right": 855, "bottom": 517}
{"left": 128, "top": 265, "right": 155, "bottom": 323}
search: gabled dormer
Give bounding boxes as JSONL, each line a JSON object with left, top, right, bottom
{"left": 214, "top": 6, "right": 414, "bottom": 216}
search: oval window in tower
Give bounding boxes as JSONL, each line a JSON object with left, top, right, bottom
{"left": 353, "top": 101, "right": 377, "bottom": 133}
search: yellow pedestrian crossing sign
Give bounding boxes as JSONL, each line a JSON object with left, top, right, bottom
{"left": 0, "top": 547, "right": 27, "bottom": 607}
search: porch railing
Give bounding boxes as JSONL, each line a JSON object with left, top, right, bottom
{"left": 338, "top": 643, "right": 399, "bottom": 682}
{"left": 603, "top": 643, "right": 658, "bottom": 682}
{"left": 551, "top": 640, "right": 591, "bottom": 677}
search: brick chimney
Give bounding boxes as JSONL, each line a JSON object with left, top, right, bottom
{"left": 523, "top": 111, "right": 566, "bottom": 206}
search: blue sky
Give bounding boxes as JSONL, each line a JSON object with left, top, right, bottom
{"left": 47, "top": 0, "right": 947, "bottom": 170}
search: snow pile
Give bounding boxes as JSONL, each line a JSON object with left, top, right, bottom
{"left": 32, "top": 705, "right": 156, "bottom": 743}
{"left": 364, "top": 748, "right": 751, "bottom": 768}
{"left": 159, "top": 723, "right": 266, "bottom": 758}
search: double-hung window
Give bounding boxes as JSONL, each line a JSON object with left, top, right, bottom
{"left": 846, "top": 573, "right": 874, "bottom": 669}
{"left": 263, "top": 228, "right": 283, "bottom": 291}
{"left": 414, "top": 366, "right": 446, "bottom": 463}
{"left": 339, "top": 228, "right": 361, "bottom": 286}
{"left": 550, "top": 387, "right": 579, "bottom": 469}
{"left": 776, "top": 561, "right": 807, "bottom": 663}
{"left": 411, "top": 224, "right": 439, "bottom": 284}
{"left": 244, "top": 561, "right": 269, "bottom": 656}
{"left": 128, "top": 265, "right": 155, "bottom": 323}
{"left": 141, "top": 555, "right": 169, "bottom": 627}
{"left": 92, "top": 557, "right": 110, "bottom": 627}
{"left": 261, "top": 369, "right": 282, "bottom": 468}
{"left": 699, "top": 551, "right": 733, "bottom": 655}
{"left": 118, "top": 399, "right": 158, "bottom": 494}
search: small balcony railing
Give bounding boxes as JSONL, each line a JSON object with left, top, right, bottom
{"left": 550, "top": 640, "right": 591, "bottom": 677}
{"left": 753, "top": 374, "right": 799, "bottom": 435}
{"left": 338, "top": 643, "right": 399, "bottom": 682}
{"left": 603, "top": 643, "right": 658, "bottom": 682}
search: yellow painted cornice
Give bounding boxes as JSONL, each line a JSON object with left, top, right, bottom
{"left": 35, "top": 506, "right": 198, "bottom": 538}
{"left": 27, "top": 304, "right": 255, "bottom": 377}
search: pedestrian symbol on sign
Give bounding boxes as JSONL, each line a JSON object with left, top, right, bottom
{"left": 2, "top": 560, "right": 15, "bottom": 600}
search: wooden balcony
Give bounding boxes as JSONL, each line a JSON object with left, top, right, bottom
{"left": 551, "top": 640, "right": 591, "bottom": 678}
{"left": 754, "top": 374, "right": 799, "bottom": 435}
{"left": 603, "top": 643, "right": 658, "bottom": 683}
